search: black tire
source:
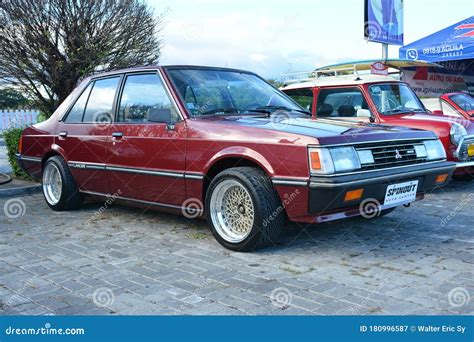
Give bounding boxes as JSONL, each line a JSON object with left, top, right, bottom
{"left": 42, "top": 156, "right": 84, "bottom": 211}
{"left": 205, "top": 167, "right": 284, "bottom": 252}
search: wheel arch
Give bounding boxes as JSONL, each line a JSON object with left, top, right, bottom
{"left": 202, "top": 147, "right": 275, "bottom": 203}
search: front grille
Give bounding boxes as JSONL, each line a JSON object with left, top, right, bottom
{"left": 356, "top": 140, "right": 428, "bottom": 171}
{"left": 457, "top": 137, "right": 474, "bottom": 162}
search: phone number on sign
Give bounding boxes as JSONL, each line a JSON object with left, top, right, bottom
{"left": 360, "top": 325, "right": 409, "bottom": 333}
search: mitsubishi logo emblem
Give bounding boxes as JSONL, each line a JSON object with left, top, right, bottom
{"left": 395, "top": 149, "right": 403, "bottom": 159}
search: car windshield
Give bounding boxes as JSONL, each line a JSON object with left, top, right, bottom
{"left": 450, "top": 93, "right": 474, "bottom": 115}
{"left": 368, "top": 83, "right": 425, "bottom": 115}
{"left": 166, "top": 68, "right": 307, "bottom": 117}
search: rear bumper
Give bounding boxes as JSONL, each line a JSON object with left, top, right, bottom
{"left": 306, "top": 160, "right": 455, "bottom": 218}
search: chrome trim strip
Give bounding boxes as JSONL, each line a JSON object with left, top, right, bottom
{"left": 272, "top": 179, "right": 308, "bottom": 187}
{"left": 311, "top": 159, "right": 447, "bottom": 177}
{"left": 67, "top": 161, "right": 206, "bottom": 179}
{"left": 456, "top": 161, "right": 474, "bottom": 168}
{"left": 19, "top": 155, "right": 42, "bottom": 163}
{"left": 184, "top": 174, "right": 205, "bottom": 180}
{"left": 107, "top": 165, "right": 184, "bottom": 178}
{"left": 310, "top": 137, "right": 436, "bottom": 148}
{"left": 79, "top": 190, "right": 204, "bottom": 213}
{"left": 68, "top": 161, "right": 106, "bottom": 171}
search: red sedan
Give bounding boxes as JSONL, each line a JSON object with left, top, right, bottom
{"left": 17, "top": 66, "right": 455, "bottom": 251}
{"left": 438, "top": 92, "right": 474, "bottom": 121}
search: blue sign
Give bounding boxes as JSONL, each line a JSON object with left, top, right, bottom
{"left": 365, "top": 0, "right": 404, "bottom": 45}
{"left": 400, "top": 16, "right": 474, "bottom": 62}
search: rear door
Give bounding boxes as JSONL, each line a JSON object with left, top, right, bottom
{"left": 106, "top": 71, "right": 187, "bottom": 207}
{"left": 57, "top": 76, "right": 121, "bottom": 194}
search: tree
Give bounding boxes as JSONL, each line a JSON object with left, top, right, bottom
{"left": 0, "top": 0, "right": 163, "bottom": 116}
{"left": 0, "top": 87, "right": 31, "bottom": 108}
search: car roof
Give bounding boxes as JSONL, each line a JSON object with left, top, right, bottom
{"left": 87, "top": 65, "right": 257, "bottom": 80}
{"left": 281, "top": 74, "right": 402, "bottom": 90}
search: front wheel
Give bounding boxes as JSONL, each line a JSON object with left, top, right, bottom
{"left": 205, "top": 167, "right": 284, "bottom": 252}
{"left": 42, "top": 156, "right": 84, "bottom": 211}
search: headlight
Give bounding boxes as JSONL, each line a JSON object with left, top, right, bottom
{"left": 423, "top": 139, "right": 446, "bottom": 160}
{"left": 309, "top": 147, "right": 361, "bottom": 174}
{"left": 450, "top": 124, "right": 467, "bottom": 145}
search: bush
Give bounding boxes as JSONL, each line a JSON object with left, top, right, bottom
{"left": 3, "top": 127, "right": 32, "bottom": 180}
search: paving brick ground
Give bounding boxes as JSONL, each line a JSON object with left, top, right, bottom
{"left": 0, "top": 180, "right": 473, "bottom": 315}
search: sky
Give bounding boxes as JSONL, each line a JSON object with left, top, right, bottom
{"left": 147, "top": 0, "right": 473, "bottom": 79}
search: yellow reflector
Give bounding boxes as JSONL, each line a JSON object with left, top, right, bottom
{"left": 468, "top": 144, "right": 474, "bottom": 157}
{"left": 344, "top": 188, "right": 364, "bottom": 202}
{"left": 310, "top": 151, "right": 321, "bottom": 170}
{"left": 436, "top": 174, "right": 449, "bottom": 183}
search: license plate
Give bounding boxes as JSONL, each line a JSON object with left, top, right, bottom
{"left": 384, "top": 180, "right": 419, "bottom": 206}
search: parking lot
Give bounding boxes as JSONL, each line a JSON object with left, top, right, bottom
{"left": 0, "top": 180, "right": 473, "bottom": 315}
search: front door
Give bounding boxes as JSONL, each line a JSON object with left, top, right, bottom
{"left": 107, "top": 72, "right": 187, "bottom": 207}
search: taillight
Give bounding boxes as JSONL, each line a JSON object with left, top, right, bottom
{"left": 18, "top": 135, "right": 23, "bottom": 154}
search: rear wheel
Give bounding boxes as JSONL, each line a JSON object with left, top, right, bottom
{"left": 42, "top": 156, "right": 84, "bottom": 211}
{"left": 205, "top": 167, "right": 283, "bottom": 252}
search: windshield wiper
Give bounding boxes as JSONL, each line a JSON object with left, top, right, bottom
{"left": 200, "top": 107, "right": 240, "bottom": 115}
{"left": 254, "top": 105, "right": 311, "bottom": 115}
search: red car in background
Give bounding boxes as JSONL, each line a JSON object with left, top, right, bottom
{"left": 281, "top": 75, "right": 474, "bottom": 177}
{"left": 439, "top": 93, "right": 474, "bottom": 121}
{"left": 17, "top": 66, "right": 454, "bottom": 251}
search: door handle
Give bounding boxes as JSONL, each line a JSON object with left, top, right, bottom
{"left": 58, "top": 131, "right": 68, "bottom": 138}
{"left": 112, "top": 132, "right": 123, "bottom": 139}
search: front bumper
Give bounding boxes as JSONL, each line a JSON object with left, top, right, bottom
{"left": 307, "top": 160, "right": 455, "bottom": 214}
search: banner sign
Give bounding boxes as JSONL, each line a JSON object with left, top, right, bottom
{"left": 365, "top": 0, "right": 404, "bottom": 45}
{"left": 402, "top": 60, "right": 474, "bottom": 97}
{"left": 1, "top": 315, "right": 473, "bottom": 342}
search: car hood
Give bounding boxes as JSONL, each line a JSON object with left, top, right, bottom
{"left": 198, "top": 115, "right": 436, "bottom": 145}
{"left": 395, "top": 112, "right": 474, "bottom": 132}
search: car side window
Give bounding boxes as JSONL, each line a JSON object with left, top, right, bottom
{"left": 284, "top": 89, "right": 313, "bottom": 112}
{"left": 118, "top": 73, "right": 179, "bottom": 123}
{"left": 441, "top": 100, "right": 462, "bottom": 117}
{"left": 64, "top": 83, "right": 93, "bottom": 123}
{"left": 82, "top": 77, "right": 120, "bottom": 123}
{"left": 316, "top": 87, "right": 370, "bottom": 118}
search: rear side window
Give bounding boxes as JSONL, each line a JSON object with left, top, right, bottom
{"left": 317, "top": 87, "right": 369, "bottom": 118}
{"left": 83, "top": 77, "right": 120, "bottom": 123}
{"left": 65, "top": 83, "right": 93, "bottom": 123}
{"left": 117, "top": 73, "right": 179, "bottom": 123}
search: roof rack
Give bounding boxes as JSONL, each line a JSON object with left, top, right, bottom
{"left": 280, "top": 59, "right": 441, "bottom": 84}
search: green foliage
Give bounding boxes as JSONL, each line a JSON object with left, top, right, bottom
{"left": 0, "top": 88, "right": 31, "bottom": 109}
{"left": 3, "top": 127, "right": 31, "bottom": 179}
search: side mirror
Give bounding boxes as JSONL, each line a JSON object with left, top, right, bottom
{"left": 356, "top": 109, "right": 372, "bottom": 118}
{"left": 148, "top": 108, "right": 172, "bottom": 124}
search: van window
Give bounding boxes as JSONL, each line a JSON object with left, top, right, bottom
{"left": 82, "top": 77, "right": 120, "bottom": 123}
{"left": 117, "top": 73, "right": 179, "bottom": 123}
{"left": 65, "top": 83, "right": 93, "bottom": 123}
{"left": 317, "top": 87, "right": 369, "bottom": 118}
